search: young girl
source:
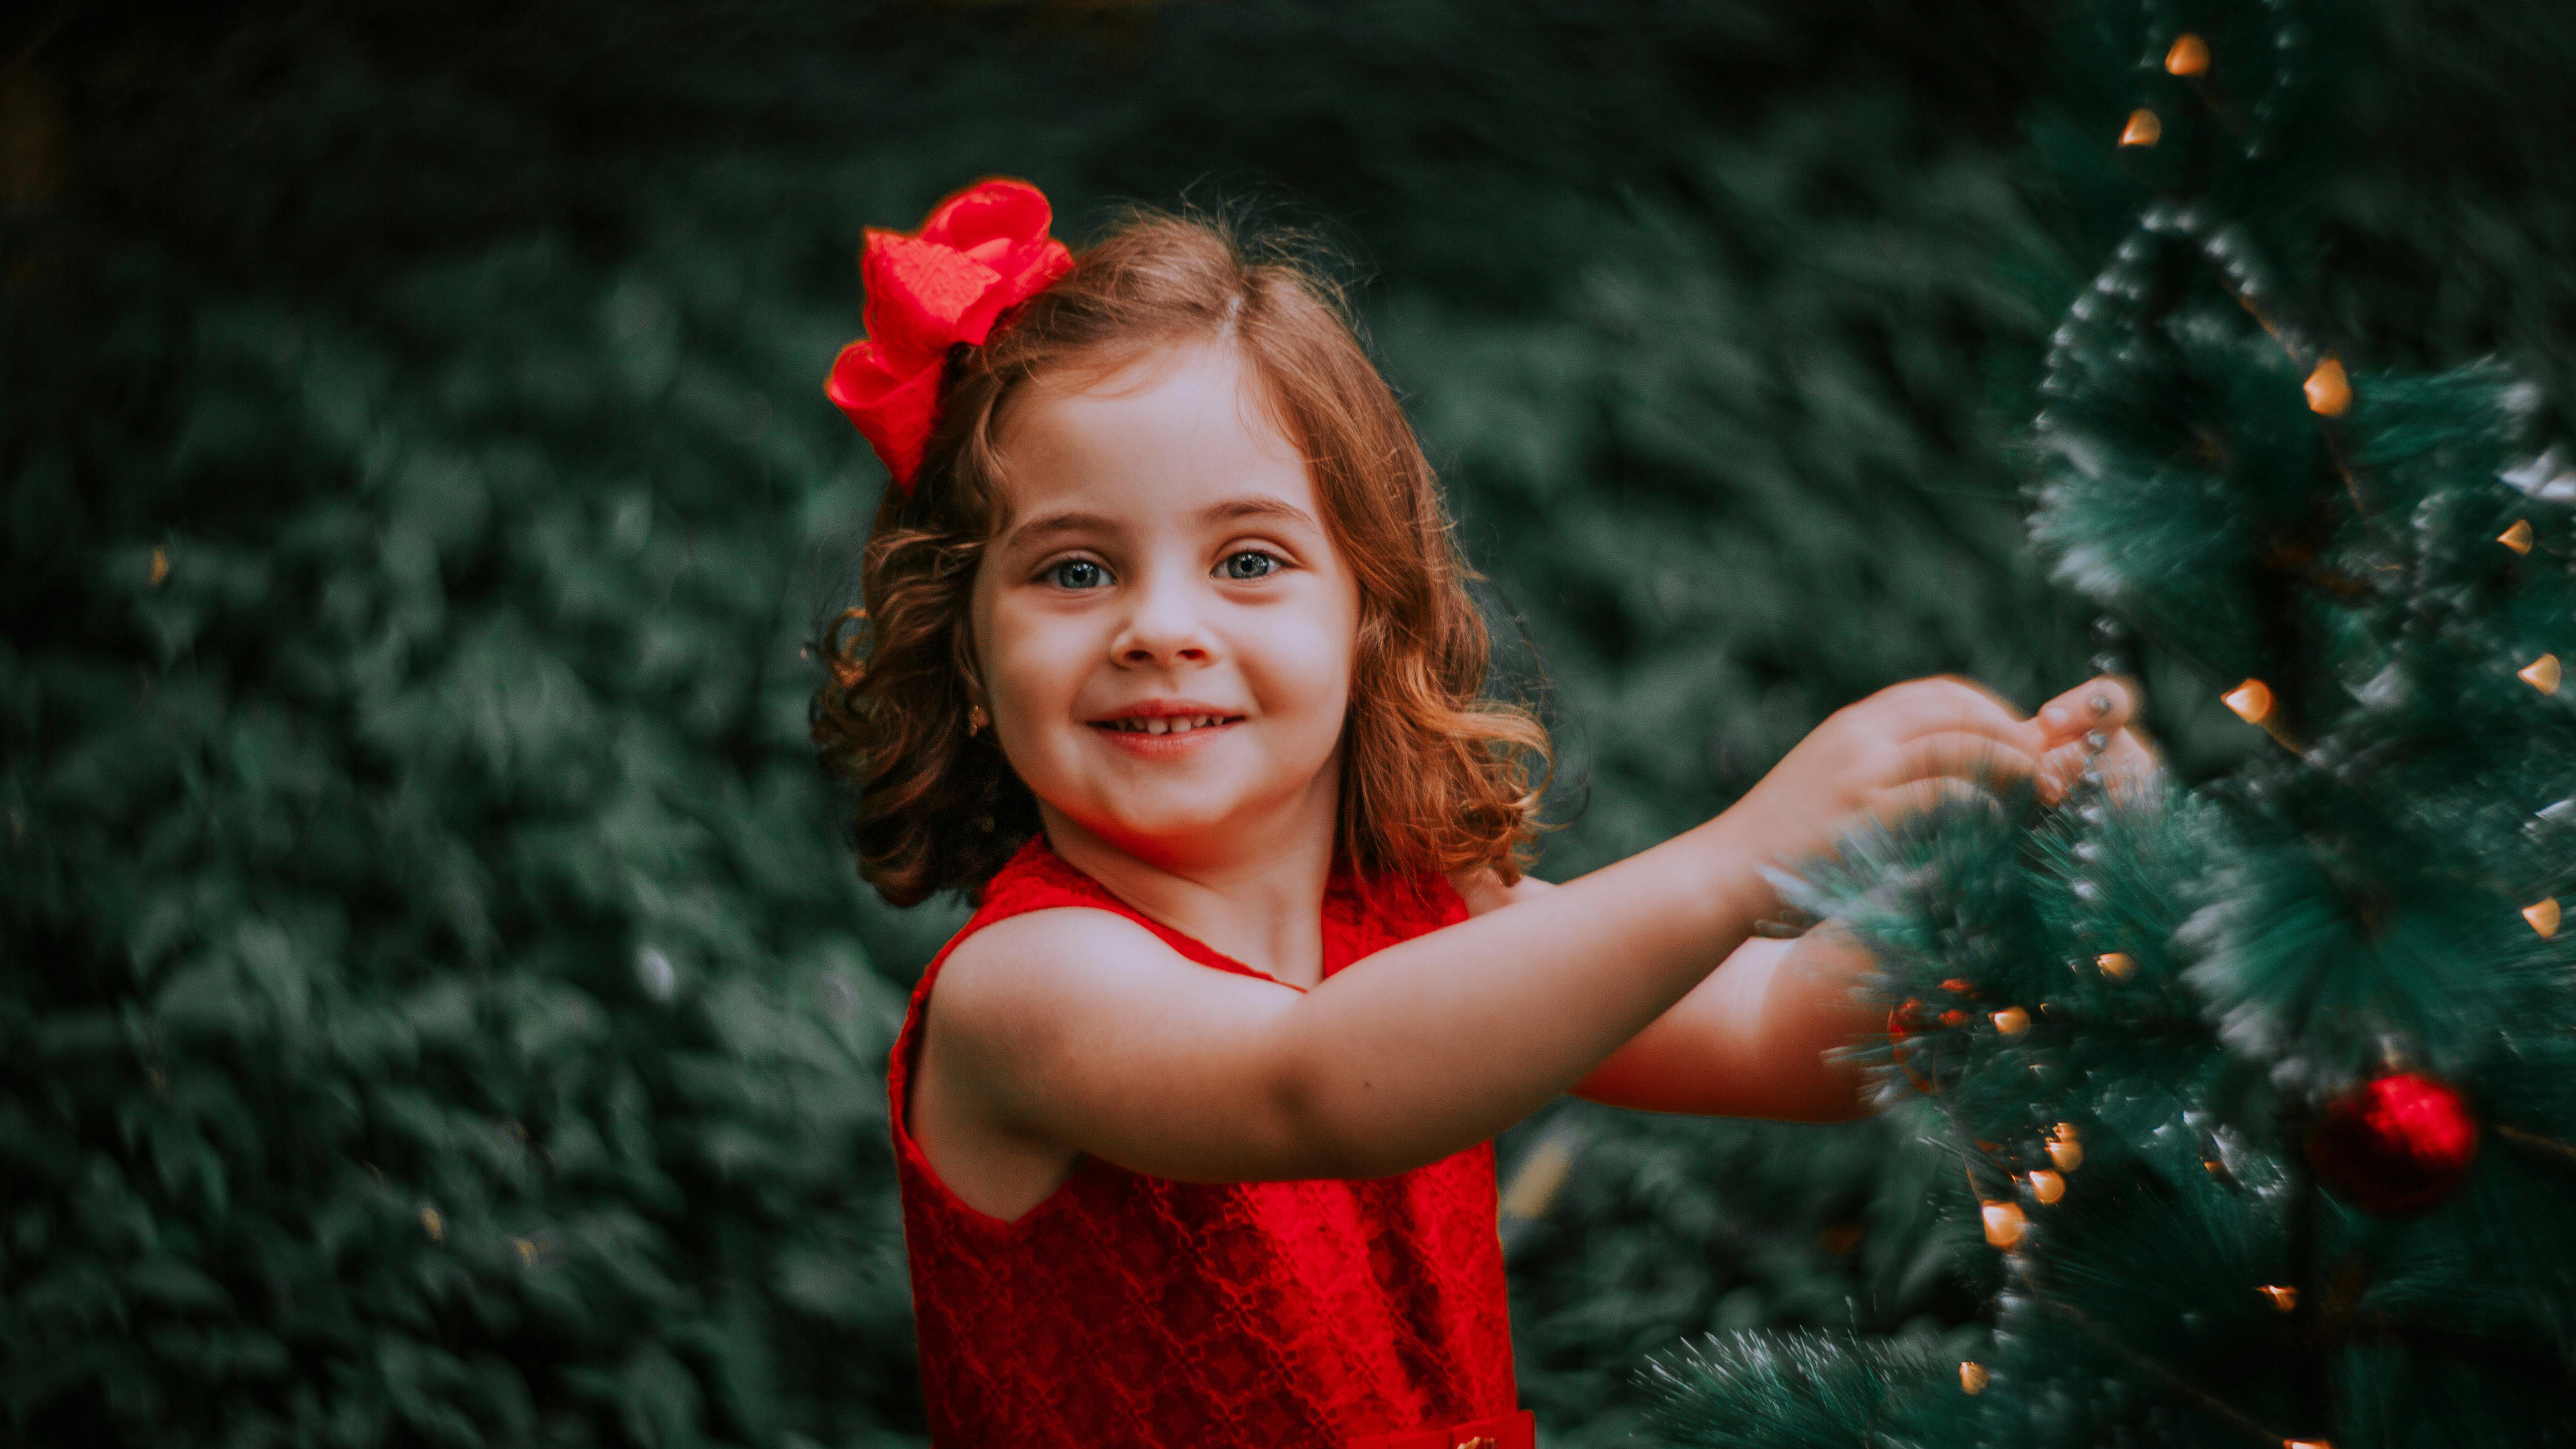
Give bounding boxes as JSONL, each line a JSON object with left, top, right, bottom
{"left": 813, "top": 179, "right": 2144, "bottom": 1449}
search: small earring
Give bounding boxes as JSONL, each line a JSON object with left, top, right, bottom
{"left": 967, "top": 704, "right": 989, "bottom": 735}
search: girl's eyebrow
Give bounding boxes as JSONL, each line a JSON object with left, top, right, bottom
{"left": 1003, "top": 510, "right": 1122, "bottom": 550}
{"left": 1201, "top": 496, "right": 1320, "bottom": 531}
{"left": 1006, "top": 497, "right": 1318, "bottom": 550}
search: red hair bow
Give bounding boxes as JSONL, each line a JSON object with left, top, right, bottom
{"left": 825, "top": 178, "right": 1074, "bottom": 491}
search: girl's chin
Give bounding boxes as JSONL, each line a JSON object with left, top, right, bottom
{"left": 1050, "top": 780, "right": 1298, "bottom": 857}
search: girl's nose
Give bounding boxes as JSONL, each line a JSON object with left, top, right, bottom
{"left": 1111, "top": 574, "right": 1216, "bottom": 667}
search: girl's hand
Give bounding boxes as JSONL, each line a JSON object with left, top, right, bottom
{"left": 1728, "top": 676, "right": 2045, "bottom": 868}
{"left": 1577, "top": 675, "right": 2160, "bottom": 1126}
{"left": 2032, "top": 674, "right": 2160, "bottom": 804}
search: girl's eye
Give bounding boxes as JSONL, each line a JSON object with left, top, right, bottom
{"left": 1220, "top": 550, "right": 1280, "bottom": 581}
{"left": 1048, "top": 559, "right": 1110, "bottom": 590}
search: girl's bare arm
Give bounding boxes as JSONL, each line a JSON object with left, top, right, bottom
{"left": 917, "top": 678, "right": 2046, "bottom": 1207}
{"left": 1570, "top": 929, "right": 1877, "bottom": 1120}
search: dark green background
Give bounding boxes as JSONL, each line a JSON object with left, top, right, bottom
{"left": 8, "top": 0, "right": 2571, "bottom": 1443}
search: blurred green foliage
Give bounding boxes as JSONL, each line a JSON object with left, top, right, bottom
{"left": 12, "top": 0, "right": 2575, "bottom": 1443}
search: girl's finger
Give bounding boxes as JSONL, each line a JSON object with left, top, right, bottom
{"left": 2037, "top": 726, "right": 2160, "bottom": 805}
{"left": 2036, "top": 675, "right": 2136, "bottom": 745}
{"left": 1894, "top": 730, "right": 2039, "bottom": 789}
{"left": 2036, "top": 745, "right": 2082, "bottom": 806}
{"left": 1870, "top": 677, "right": 2044, "bottom": 754}
{"left": 2096, "top": 731, "right": 2161, "bottom": 797}
{"left": 2036, "top": 737, "right": 2111, "bottom": 805}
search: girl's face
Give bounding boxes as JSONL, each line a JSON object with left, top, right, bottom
{"left": 969, "top": 339, "right": 1361, "bottom": 869}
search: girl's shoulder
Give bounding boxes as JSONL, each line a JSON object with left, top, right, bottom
{"left": 935, "top": 835, "right": 1510, "bottom": 1001}
{"left": 928, "top": 904, "right": 1190, "bottom": 1046}
{"left": 943, "top": 835, "right": 1282, "bottom": 990}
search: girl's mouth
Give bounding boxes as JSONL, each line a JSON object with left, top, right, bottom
{"left": 1094, "top": 714, "right": 1240, "bottom": 735}
{"left": 1087, "top": 712, "right": 1247, "bottom": 754}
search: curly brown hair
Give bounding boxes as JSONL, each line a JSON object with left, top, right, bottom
{"left": 812, "top": 208, "right": 1550, "bottom": 907}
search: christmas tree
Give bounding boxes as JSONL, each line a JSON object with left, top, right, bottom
{"left": 1650, "top": 2, "right": 2576, "bottom": 1445}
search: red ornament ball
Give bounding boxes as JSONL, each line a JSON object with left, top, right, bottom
{"left": 2306, "top": 1071, "right": 2480, "bottom": 1214}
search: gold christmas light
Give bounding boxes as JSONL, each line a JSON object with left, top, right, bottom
{"left": 1991, "top": 1006, "right": 2031, "bottom": 1036}
{"left": 2027, "top": 1169, "right": 2067, "bottom": 1205}
{"left": 2120, "top": 109, "right": 2164, "bottom": 146}
{"left": 2304, "top": 357, "right": 2352, "bottom": 416}
{"left": 2096, "top": 951, "right": 2137, "bottom": 981}
{"left": 2525, "top": 898, "right": 2561, "bottom": 939}
{"left": 2285, "top": 1441, "right": 2334, "bottom": 1449}
{"left": 148, "top": 546, "right": 170, "bottom": 588}
{"left": 2500, "top": 518, "right": 2535, "bottom": 554}
{"left": 2258, "top": 1284, "right": 2298, "bottom": 1312}
{"left": 2223, "top": 678, "right": 2274, "bottom": 724}
{"left": 2046, "top": 1122, "right": 2084, "bottom": 1173}
{"left": 420, "top": 1206, "right": 444, "bottom": 1241}
{"left": 2520, "top": 653, "right": 2561, "bottom": 694}
{"left": 1982, "top": 1200, "right": 2028, "bottom": 1249}
{"left": 2165, "top": 33, "right": 2210, "bottom": 76}
{"left": 1959, "top": 1361, "right": 1989, "bottom": 1394}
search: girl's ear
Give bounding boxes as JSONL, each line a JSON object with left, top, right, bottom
{"left": 950, "top": 616, "right": 990, "bottom": 726}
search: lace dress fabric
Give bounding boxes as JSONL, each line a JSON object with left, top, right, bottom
{"left": 889, "top": 838, "right": 1520, "bottom": 1447}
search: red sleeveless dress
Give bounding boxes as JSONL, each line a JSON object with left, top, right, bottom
{"left": 888, "top": 837, "right": 1531, "bottom": 1449}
